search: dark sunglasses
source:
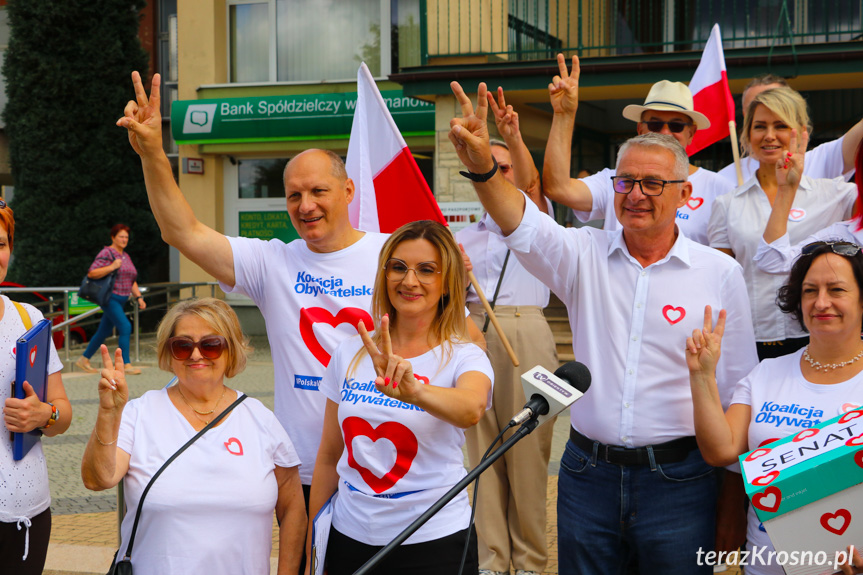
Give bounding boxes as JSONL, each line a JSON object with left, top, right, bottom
{"left": 641, "top": 120, "right": 693, "bottom": 134}
{"left": 167, "top": 335, "right": 228, "bottom": 360}
{"left": 801, "top": 241, "right": 862, "bottom": 257}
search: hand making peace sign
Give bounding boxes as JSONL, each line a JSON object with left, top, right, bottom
{"left": 116, "top": 71, "right": 164, "bottom": 159}
{"left": 685, "top": 306, "right": 727, "bottom": 375}
{"left": 357, "top": 315, "right": 422, "bottom": 404}
{"left": 98, "top": 345, "right": 129, "bottom": 414}
{"left": 548, "top": 53, "right": 580, "bottom": 116}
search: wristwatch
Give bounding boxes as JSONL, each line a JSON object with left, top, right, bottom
{"left": 459, "top": 157, "right": 498, "bottom": 183}
{"left": 41, "top": 402, "right": 58, "bottom": 429}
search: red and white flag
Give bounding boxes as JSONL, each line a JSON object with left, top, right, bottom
{"left": 687, "top": 24, "right": 735, "bottom": 156}
{"left": 346, "top": 63, "right": 445, "bottom": 233}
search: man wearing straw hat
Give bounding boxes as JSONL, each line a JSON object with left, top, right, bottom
{"left": 543, "top": 60, "right": 734, "bottom": 246}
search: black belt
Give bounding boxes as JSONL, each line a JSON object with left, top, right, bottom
{"left": 570, "top": 428, "right": 698, "bottom": 466}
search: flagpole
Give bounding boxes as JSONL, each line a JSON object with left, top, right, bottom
{"left": 467, "top": 269, "right": 520, "bottom": 367}
{"left": 729, "top": 120, "right": 744, "bottom": 186}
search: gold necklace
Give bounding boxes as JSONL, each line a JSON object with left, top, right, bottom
{"left": 177, "top": 385, "right": 226, "bottom": 421}
{"left": 803, "top": 345, "right": 863, "bottom": 372}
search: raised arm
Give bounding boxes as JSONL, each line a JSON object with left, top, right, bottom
{"left": 685, "top": 307, "right": 751, "bottom": 467}
{"left": 842, "top": 117, "right": 863, "bottom": 174}
{"left": 116, "top": 72, "right": 237, "bottom": 287}
{"left": 763, "top": 129, "right": 807, "bottom": 244}
{"left": 449, "top": 82, "right": 525, "bottom": 235}
{"left": 487, "top": 87, "right": 545, "bottom": 213}
{"left": 542, "top": 54, "right": 593, "bottom": 212}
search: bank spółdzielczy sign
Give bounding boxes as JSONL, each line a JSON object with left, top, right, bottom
{"left": 171, "top": 91, "right": 433, "bottom": 145}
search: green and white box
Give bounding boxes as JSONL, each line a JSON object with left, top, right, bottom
{"left": 740, "top": 408, "right": 863, "bottom": 575}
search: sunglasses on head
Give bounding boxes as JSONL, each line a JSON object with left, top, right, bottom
{"left": 641, "top": 120, "right": 693, "bottom": 134}
{"left": 167, "top": 335, "right": 228, "bottom": 360}
{"left": 801, "top": 241, "right": 862, "bottom": 257}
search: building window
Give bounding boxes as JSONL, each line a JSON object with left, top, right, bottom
{"left": 238, "top": 158, "right": 288, "bottom": 199}
{"left": 228, "top": 0, "right": 392, "bottom": 83}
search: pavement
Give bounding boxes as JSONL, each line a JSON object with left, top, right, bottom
{"left": 41, "top": 335, "right": 740, "bottom": 575}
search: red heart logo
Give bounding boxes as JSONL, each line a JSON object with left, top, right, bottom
{"left": 752, "top": 470, "right": 780, "bottom": 486}
{"left": 854, "top": 450, "right": 863, "bottom": 469}
{"left": 758, "top": 438, "right": 780, "bottom": 447}
{"left": 841, "top": 403, "right": 860, "bottom": 414}
{"left": 793, "top": 429, "right": 819, "bottom": 442}
{"left": 224, "top": 437, "right": 244, "bottom": 456}
{"left": 29, "top": 345, "right": 37, "bottom": 368}
{"left": 751, "top": 486, "right": 782, "bottom": 513}
{"left": 299, "top": 307, "right": 373, "bottom": 367}
{"left": 846, "top": 433, "right": 863, "bottom": 447}
{"left": 415, "top": 374, "right": 430, "bottom": 385}
{"left": 342, "top": 417, "right": 418, "bottom": 494}
{"left": 820, "top": 509, "right": 852, "bottom": 536}
{"left": 746, "top": 448, "right": 772, "bottom": 462}
{"left": 788, "top": 209, "right": 806, "bottom": 221}
{"left": 686, "top": 197, "right": 704, "bottom": 210}
{"left": 840, "top": 410, "right": 863, "bottom": 424}
{"left": 662, "top": 305, "right": 686, "bottom": 325}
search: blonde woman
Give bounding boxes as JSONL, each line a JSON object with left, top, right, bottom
{"left": 307, "top": 221, "right": 493, "bottom": 575}
{"left": 82, "top": 298, "right": 306, "bottom": 574}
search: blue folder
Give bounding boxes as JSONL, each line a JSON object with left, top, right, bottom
{"left": 11, "top": 318, "right": 52, "bottom": 461}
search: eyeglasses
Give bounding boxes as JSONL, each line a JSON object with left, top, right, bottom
{"left": 167, "top": 336, "right": 228, "bottom": 360}
{"left": 0, "top": 199, "right": 7, "bottom": 209}
{"left": 641, "top": 120, "right": 693, "bottom": 134}
{"left": 801, "top": 241, "right": 862, "bottom": 257}
{"left": 610, "top": 176, "right": 685, "bottom": 197}
{"left": 383, "top": 259, "right": 441, "bottom": 284}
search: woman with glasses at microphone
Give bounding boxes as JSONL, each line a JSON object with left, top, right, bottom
{"left": 687, "top": 241, "right": 863, "bottom": 575}
{"left": 81, "top": 298, "right": 306, "bottom": 574}
{"left": 306, "top": 220, "right": 493, "bottom": 575}
{"left": 708, "top": 86, "right": 857, "bottom": 361}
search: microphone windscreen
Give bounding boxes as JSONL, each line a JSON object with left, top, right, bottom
{"left": 554, "top": 361, "right": 591, "bottom": 394}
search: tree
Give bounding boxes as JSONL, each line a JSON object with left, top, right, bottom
{"left": 2, "top": 0, "right": 164, "bottom": 287}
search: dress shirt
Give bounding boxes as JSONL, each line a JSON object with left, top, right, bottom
{"left": 717, "top": 136, "right": 850, "bottom": 186}
{"left": 573, "top": 167, "right": 733, "bottom": 246}
{"left": 490, "top": 195, "right": 758, "bottom": 447}
{"left": 754, "top": 220, "right": 863, "bottom": 274}
{"left": 708, "top": 175, "right": 856, "bottom": 341}
{"left": 457, "top": 212, "right": 550, "bottom": 307}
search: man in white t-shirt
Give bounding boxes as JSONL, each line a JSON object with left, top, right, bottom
{"left": 543, "top": 57, "right": 734, "bottom": 246}
{"left": 117, "top": 72, "right": 395, "bottom": 513}
{"left": 456, "top": 89, "right": 559, "bottom": 575}
{"left": 717, "top": 74, "right": 863, "bottom": 185}
{"left": 448, "top": 71, "right": 759, "bottom": 574}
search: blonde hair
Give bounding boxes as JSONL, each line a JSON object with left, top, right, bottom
{"left": 740, "top": 86, "right": 812, "bottom": 157}
{"left": 349, "top": 220, "right": 468, "bottom": 376}
{"left": 156, "top": 298, "right": 251, "bottom": 378}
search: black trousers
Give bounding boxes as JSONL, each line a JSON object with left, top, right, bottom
{"left": 0, "top": 507, "right": 51, "bottom": 575}
{"left": 326, "top": 524, "right": 478, "bottom": 575}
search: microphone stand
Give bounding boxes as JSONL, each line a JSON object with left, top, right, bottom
{"left": 352, "top": 417, "right": 541, "bottom": 575}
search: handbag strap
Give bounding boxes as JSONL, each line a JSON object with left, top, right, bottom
{"left": 11, "top": 301, "right": 32, "bottom": 331}
{"left": 481, "top": 249, "right": 511, "bottom": 333}
{"left": 120, "top": 392, "right": 248, "bottom": 560}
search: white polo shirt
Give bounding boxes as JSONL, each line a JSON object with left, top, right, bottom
{"left": 717, "top": 136, "right": 850, "bottom": 186}
{"left": 754, "top": 220, "right": 863, "bottom": 274}
{"left": 456, "top": 211, "right": 550, "bottom": 307}
{"left": 573, "top": 166, "right": 734, "bottom": 246}
{"left": 492, "top": 196, "right": 759, "bottom": 447}
{"left": 708, "top": 175, "right": 856, "bottom": 341}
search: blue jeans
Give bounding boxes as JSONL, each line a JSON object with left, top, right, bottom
{"left": 83, "top": 293, "right": 131, "bottom": 364}
{"left": 557, "top": 438, "right": 717, "bottom": 575}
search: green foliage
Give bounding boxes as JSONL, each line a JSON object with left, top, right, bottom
{"left": 2, "top": 0, "right": 164, "bottom": 287}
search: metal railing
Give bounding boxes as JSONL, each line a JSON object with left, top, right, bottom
{"left": 0, "top": 282, "right": 218, "bottom": 364}
{"left": 416, "top": 0, "right": 863, "bottom": 63}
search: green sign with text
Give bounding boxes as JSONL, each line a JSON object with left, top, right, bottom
{"left": 238, "top": 211, "right": 299, "bottom": 243}
{"left": 171, "top": 90, "right": 434, "bottom": 144}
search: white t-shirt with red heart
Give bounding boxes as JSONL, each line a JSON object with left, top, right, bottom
{"left": 320, "top": 336, "right": 494, "bottom": 545}
{"left": 731, "top": 350, "right": 863, "bottom": 575}
{"left": 223, "top": 232, "right": 389, "bottom": 484}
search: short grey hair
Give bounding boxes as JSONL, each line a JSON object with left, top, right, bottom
{"left": 489, "top": 139, "right": 509, "bottom": 151}
{"left": 615, "top": 133, "right": 689, "bottom": 180}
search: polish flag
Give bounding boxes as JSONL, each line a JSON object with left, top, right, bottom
{"left": 687, "top": 24, "right": 735, "bottom": 156}
{"left": 346, "top": 63, "right": 445, "bottom": 233}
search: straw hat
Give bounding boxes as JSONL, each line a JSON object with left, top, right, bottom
{"left": 622, "top": 80, "right": 711, "bottom": 130}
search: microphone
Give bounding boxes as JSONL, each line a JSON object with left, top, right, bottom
{"left": 509, "top": 362, "right": 591, "bottom": 428}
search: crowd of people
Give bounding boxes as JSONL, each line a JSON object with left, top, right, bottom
{"left": 2, "top": 51, "right": 863, "bottom": 575}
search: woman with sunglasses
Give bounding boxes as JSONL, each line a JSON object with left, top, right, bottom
{"left": 686, "top": 242, "right": 863, "bottom": 574}
{"left": 76, "top": 224, "right": 146, "bottom": 375}
{"left": 708, "top": 87, "right": 857, "bottom": 360}
{"left": 0, "top": 200, "right": 72, "bottom": 574}
{"left": 306, "top": 221, "right": 493, "bottom": 575}
{"left": 81, "top": 298, "right": 306, "bottom": 575}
